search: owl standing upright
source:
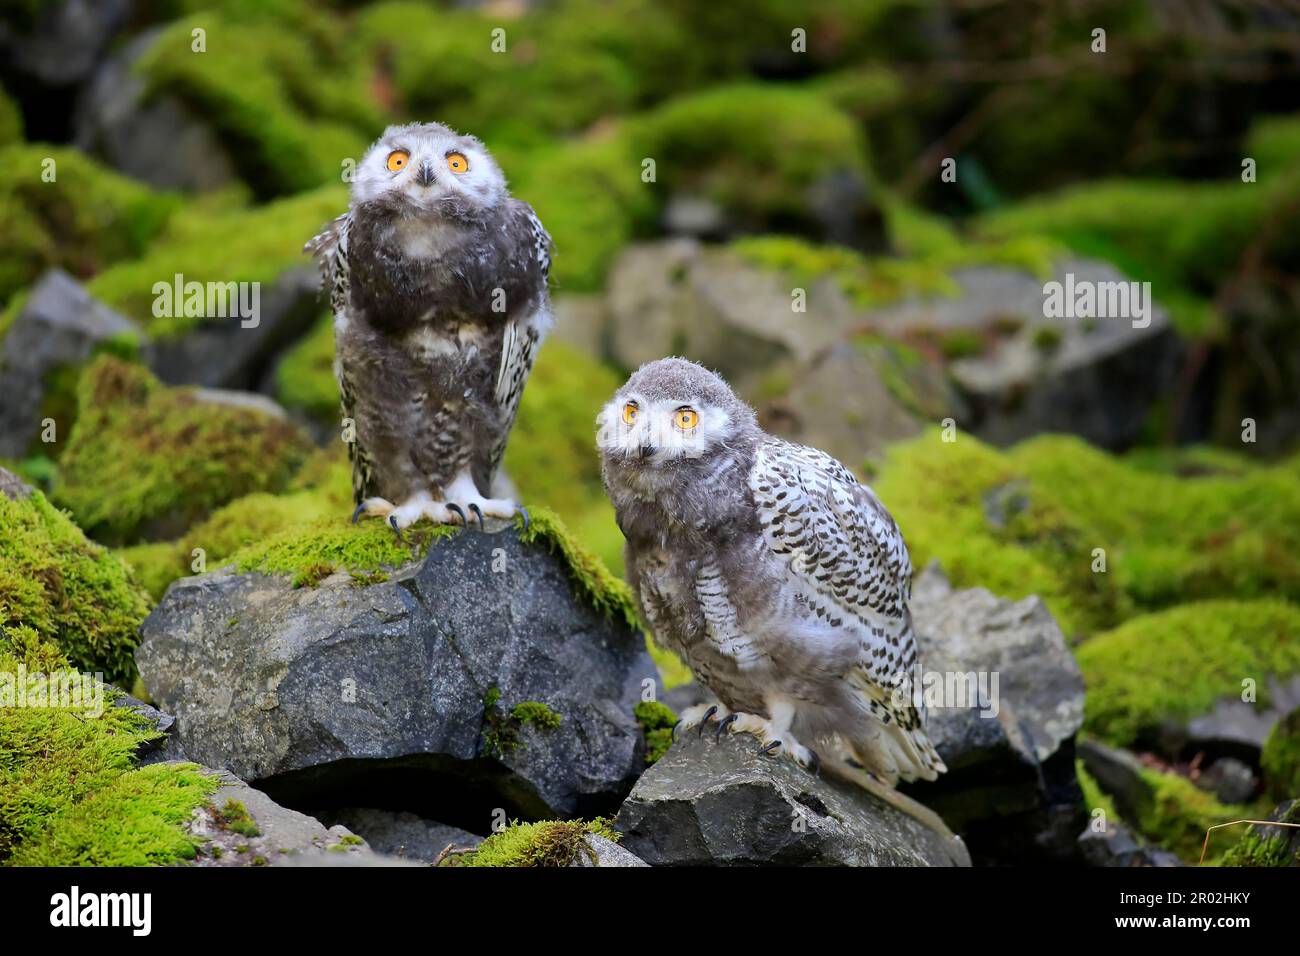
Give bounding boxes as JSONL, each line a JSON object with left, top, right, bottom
{"left": 599, "top": 358, "right": 955, "bottom": 835}
{"left": 306, "top": 122, "right": 551, "bottom": 530}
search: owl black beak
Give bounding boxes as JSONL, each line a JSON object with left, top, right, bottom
{"left": 415, "top": 162, "right": 437, "bottom": 187}
{"left": 638, "top": 443, "right": 657, "bottom": 459}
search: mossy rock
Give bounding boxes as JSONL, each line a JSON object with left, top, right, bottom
{"left": 1261, "top": 708, "right": 1300, "bottom": 803}
{"left": 134, "top": 8, "right": 376, "bottom": 198}
{"left": 871, "top": 429, "right": 1300, "bottom": 638}
{"left": 273, "top": 311, "right": 337, "bottom": 427}
{"left": 0, "top": 625, "right": 218, "bottom": 865}
{"left": 1131, "top": 766, "right": 1259, "bottom": 864}
{"left": 88, "top": 183, "right": 346, "bottom": 338}
{"left": 447, "top": 817, "right": 620, "bottom": 867}
{"left": 0, "top": 145, "right": 178, "bottom": 309}
{"left": 1078, "top": 601, "right": 1300, "bottom": 750}
{"left": 52, "top": 357, "right": 313, "bottom": 545}
{"left": 0, "top": 474, "right": 150, "bottom": 684}
{"left": 1220, "top": 798, "right": 1300, "bottom": 867}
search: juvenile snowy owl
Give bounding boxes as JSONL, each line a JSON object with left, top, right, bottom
{"left": 306, "top": 121, "right": 551, "bottom": 530}
{"left": 600, "top": 358, "right": 952, "bottom": 826}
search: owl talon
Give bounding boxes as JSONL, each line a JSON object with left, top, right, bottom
{"left": 671, "top": 719, "right": 683, "bottom": 742}
{"left": 516, "top": 505, "right": 530, "bottom": 533}
{"left": 715, "top": 713, "right": 739, "bottom": 740}
{"left": 352, "top": 503, "right": 366, "bottom": 525}
{"left": 697, "top": 704, "right": 718, "bottom": 736}
{"left": 446, "top": 503, "right": 468, "bottom": 528}
{"left": 758, "top": 740, "right": 782, "bottom": 757}
{"left": 467, "top": 503, "right": 485, "bottom": 530}
{"left": 388, "top": 515, "right": 404, "bottom": 541}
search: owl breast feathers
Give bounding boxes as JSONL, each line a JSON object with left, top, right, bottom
{"left": 305, "top": 122, "right": 551, "bottom": 529}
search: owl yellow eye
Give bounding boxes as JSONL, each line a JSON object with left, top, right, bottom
{"left": 674, "top": 408, "right": 699, "bottom": 430}
{"left": 386, "top": 149, "right": 409, "bottom": 172}
{"left": 622, "top": 402, "right": 638, "bottom": 425}
{"left": 446, "top": 152, "right": 469, "bottom": 174}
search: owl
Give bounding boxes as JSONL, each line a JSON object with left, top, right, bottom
{"left": 305, "top": 122, "right": 551, "bottom": 530}
{"left": 600, "top": 358, "right": 955, "bottom": 834}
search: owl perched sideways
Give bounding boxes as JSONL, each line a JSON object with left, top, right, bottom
{"left": 600, "top": 358, "right": 955, "bottom": 832}
{"left": 305, "top": 122, "right": 551, "bottom": 530}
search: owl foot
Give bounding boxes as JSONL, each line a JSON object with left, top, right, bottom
{"left": 672, "top": 701, "right": 731, "bottom": 740}
{"left": 352, "top": 497, "right": 396, "bottom": 524}
{"left": 722, "top": 712, "right": 819, "bottom": 772}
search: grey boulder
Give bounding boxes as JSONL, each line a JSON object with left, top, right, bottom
{"left": 902, "top": 564, "right": 1087, "bottom": 863}
{"left": 615, "top": 731, "right": 971, "bottom": 867}
{"left": 137, "top": 523, "right": 662, "bottom": 828}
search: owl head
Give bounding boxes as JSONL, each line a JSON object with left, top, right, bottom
{"left": 350, "top": 121, "right": 507, "bottom": 215}
{"left": 597, "top": 358, "right": 757, "bottom": 469}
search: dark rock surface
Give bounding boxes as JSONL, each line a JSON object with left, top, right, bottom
{"left": 902, "top": 563, "right": 1087, "bottom": 863}
{"left": 0, "top": 269, "right": 141, "bottom": 457}
{"left": 616, "top": 732, "right": 970, "bottom": 866}
{"left": 319, "top": 808, "right": 483, "bottom": 864}
{"left": 1078, "top": 821, "right": 1182, "bottom": 867}
{"left": 137, "top": 524, "right": 662, "bottom": 830}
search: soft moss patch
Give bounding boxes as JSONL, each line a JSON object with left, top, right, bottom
{"left": 134, "top": 8, "right": 376, "bottom": 198}
{"left": 52, "top": 357, "right": 313, "bottom": 545}
{"left": 634, "top": 700, "right": 676, "bottom": 765}
{"left": 1078, "top": 601, "right": 1300, "bottom": 749}
{"left": 1261, "top": 708, "right": 1300, "bottom": 803}
{"left": 116, "top": 449, "right": 351, "bottom": 600}
{"left": 0, "top": 625, "right": 218, "bottom": 866}
{"left": 481, "top": 688, "right": 562, "bottom": 757}
{"left": 1075, "top": 759, "right": 1120, "bottom": 824}
{"left": 1133, "top": 767, "right": 1257, "bottom": 865}
{"left": 213, "top": 799, "right": 260, "bottom": 838}
{"left": 1220, "top": 799, "right": 1300, "bottom": 867}
{"left": 0, "top": 477, "right": 150, "bottom": 684}
{"left": 0, "top": 144, "right": 178, "bottom": 306}
{"left": 87, "top": 184, "right": 347, "bottom": 337}
{"left": 871, "top": 429, "right": 1300, "bottom": 638}
{"left": 511, "top": 701, "right": 562, "bottom": 732}
{"left": 229, "top": 515, "right": 455, "bottom": 587}
{"left": 453, "top": 818, "right": 620, "bottom": 867}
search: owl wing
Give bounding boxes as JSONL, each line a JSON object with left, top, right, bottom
{"left": 750, "top": 437, "right": 943, "bottom": 783}
{"left": 477, "top": 201, "right": 552, "bottom": 492}
{"left": 305, "top": 212, "right": 375, "bottom": 504}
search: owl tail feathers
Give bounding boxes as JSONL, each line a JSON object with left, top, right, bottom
{"left": 822, "top": 757, "right": 964, "bottom": 857}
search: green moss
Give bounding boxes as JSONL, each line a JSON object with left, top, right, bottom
{"left": 0, "top": 85, "right": 22, "bottom": 148}
{"left": 0, "top": 144, "right": 178, "bottom": 305}
{"left": 511, "top": 130, "right": 654, "bottom": 293}
{"left": 116, "top": 466, "right": 351, "bottom": 601}
{"left": 1134, "top": 767, "right": 1257, "bottom": 865}
{"left": 274, "top": 312, "right": 338, "bottom": 425}
{"left": 88, "top": 184, "right": 347, "bottom": 337}
{"left": 213, "top": 799, "right": 260, "bottom": 838}
{"left": 978, "top": 163, "right": 1300, "bottom": 333}
{"left": 1245, "top": 113, "right": 1300, "bottom": 174}
{"left": 134, "top": 9, "right": 375, "bottom": 198}
{"left": 1220, "top": 799, "right": 1300, "bottom": 868}
{"left": 456, "top": 818, "right": 620, "bottom": 867}
{"left": 1078, "top": 601, "right": 1300, "bottom": 749}
{"left": 0, "top": 478, "right": 150, "bottom": 684}
{"left": 510, "top": 701, "right": 562, "bottom": 732}
{"left": 1075, "top": 760, "right": 1120, "bottom": 823}
{"left": 872, "top": 430, "right": 1300, "bottom": 639}
{"left": 732, "top": 228, "right": 1058, "bottom": 314}
{"left": 0, "top": 625, "right": 218, "bottom": 865}
{"left": 628, "top": 83, "right": 869, "bottom": 226}
{"left": 52, "top": 357, "right": 313, "bottom": 545}
{"left": 1261, "top": 709, "right": 1300, "bottom": 803}
{"left": 229, "top": 516, "right": 455, "bottom": 584}
{"left": 634, "top": 700, "right": 676, "bottom": 765}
